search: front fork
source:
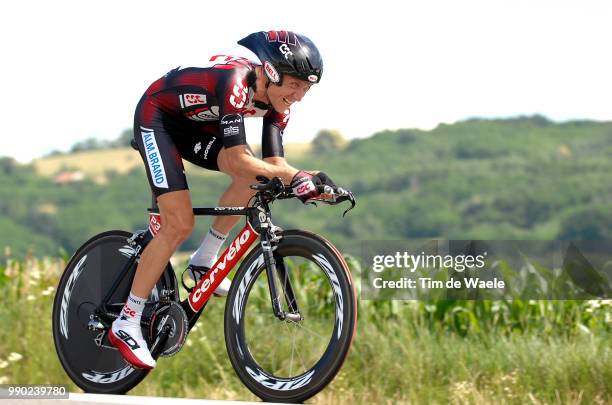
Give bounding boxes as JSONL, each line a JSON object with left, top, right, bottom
{"left": 259, "top": 217, "right": 303, "bottom": 322}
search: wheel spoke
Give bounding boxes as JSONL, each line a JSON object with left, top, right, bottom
{"left": 249, "top": 315, "right": 285, "bottom": 369}
{"left": 288, "top": 321, "right": 296, "bottom": 376}
{"left": 287, "top": 322, "right": 309, "bottom": 373}
{"left": 290, "top": 320, "right": 331, "bottom": 341}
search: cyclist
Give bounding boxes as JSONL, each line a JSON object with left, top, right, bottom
{"left": 109, "top": 30, "right": 338, "bottom": 369}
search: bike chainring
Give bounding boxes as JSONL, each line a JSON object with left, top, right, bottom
{"left": 148, "top": 301, "right": 189, "bottom": 357}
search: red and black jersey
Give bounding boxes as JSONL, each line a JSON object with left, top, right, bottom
{"left": 139, "top": 55, "right": 288, "bottom": 157}
{"left": 132, "top": 55, "right": 290, "bottom": 197}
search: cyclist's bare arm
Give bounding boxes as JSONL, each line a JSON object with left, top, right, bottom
{"left": 221, "top": 145, "right": 298, "bottom": 183}
{"left": 263, "top": 156, "right": 320, "bottom": 179}
{"left": 263, "top": 156, "right": 299, "bottom": 170}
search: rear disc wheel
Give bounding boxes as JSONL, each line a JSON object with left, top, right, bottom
{"left": 52, "top": 230, "right": 175, "bottom": 393}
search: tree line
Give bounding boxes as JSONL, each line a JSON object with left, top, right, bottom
{"left": 2, "top": 115, "right": 612, "bottom": 258}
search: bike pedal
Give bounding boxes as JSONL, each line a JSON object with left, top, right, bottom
{"left": 181, "top": 264, "right": 209, "bottom": 293}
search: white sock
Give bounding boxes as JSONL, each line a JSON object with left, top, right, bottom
{"left": 189, "top": 227, "right": 228, "bottom": 268}
{"left": 118, "top": 292, "right": 147, "bottom": 325}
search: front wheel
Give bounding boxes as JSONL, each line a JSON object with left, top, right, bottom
{"left": 224, "top": 230, "right": 357, "bottom": 403}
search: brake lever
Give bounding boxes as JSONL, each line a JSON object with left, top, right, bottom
{"left": 250, "top": 176, "right": 269, "bottom": 190}
{"left": 250, "top": 176, "right": 287, "bottom": 199}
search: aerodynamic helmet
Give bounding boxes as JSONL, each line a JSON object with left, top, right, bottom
{"left": 238, "top": 30, "right": 323, "bottom": 85}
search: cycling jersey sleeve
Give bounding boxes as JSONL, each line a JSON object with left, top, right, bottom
{"left": 217, "top": 71, "right": 249, "bottom": 149}
{"left": 262, "top": 108, "right": 290, "bottom": 158}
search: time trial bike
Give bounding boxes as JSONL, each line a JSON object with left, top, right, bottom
{"left": 52, "top": 176, "right": 357, "bottom": 403}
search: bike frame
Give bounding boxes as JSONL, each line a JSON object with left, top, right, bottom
{"left": 96, "top": 191, "right": 298, "bottom": 347}
{"left": 186, "top": 219, "right": 258, "bottom": 312}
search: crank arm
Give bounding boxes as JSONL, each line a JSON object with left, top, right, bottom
{"left": 149, "top": 324, "right": 172, "bottom": 359}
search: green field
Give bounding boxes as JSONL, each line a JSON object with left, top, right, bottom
{"left": 0, "top": 256, "right": 609, "bottom": 404}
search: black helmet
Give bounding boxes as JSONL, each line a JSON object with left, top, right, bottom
{"left": 238, "top": 30, "right": 323, "bottom": 85}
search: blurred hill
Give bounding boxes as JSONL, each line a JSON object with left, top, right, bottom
{"left": 2, "top": 115, "right": 612, "bottom": 258}
{"left": 34, "top": 144, "right": 312, "bottom": 181}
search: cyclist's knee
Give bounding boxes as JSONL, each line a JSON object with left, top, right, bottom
{"left": 226, "top": 178, "right": 256, "bottom": 202}
{"left": 158, "top": 208, "right": 194, "bottom": 244}
{"left": 156, "top": 190, "right": 194, "bottom": 243}
{"left": 162, "top": 213, "right": 193, "bottom": 242}
{"left": 230, "top": 176, "right": 252, "bottom": 191}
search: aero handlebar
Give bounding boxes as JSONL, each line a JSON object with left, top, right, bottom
{"left": 250, "top": 176, "right": 356, "bottom": 216}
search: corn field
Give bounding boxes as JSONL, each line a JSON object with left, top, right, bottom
{"left": 0, "top": 253, "right": 610, "bottom": 404}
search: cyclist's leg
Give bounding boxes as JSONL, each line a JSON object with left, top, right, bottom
{"left": 172, "top": 125, "right": 236, "bottom": 294}
{"left": 132, "top": 99, "right": 196, "bottom": 295}
{"left": 177, "top": 130, "right": 253, "bottom": 295}
{"left": 110, "top": 99, "right": 194, "bottom": 369}
{"left": 214, "top": 145, "right": 258, "bottom": 234}
{"left": 132, "top": 191, "right": 194, "bottom": 296}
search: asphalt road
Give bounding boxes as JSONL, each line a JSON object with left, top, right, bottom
{"left": 4, "top": 393, "right": 278, "bottom": 405}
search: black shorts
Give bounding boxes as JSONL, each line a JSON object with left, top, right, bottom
{"left": 133, "top": 97, "right": 224, "bottom": 197}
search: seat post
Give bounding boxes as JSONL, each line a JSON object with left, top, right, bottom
{"left": 151, "top": 193, "right": 158, "bottom": 211}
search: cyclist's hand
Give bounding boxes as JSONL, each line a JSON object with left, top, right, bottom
{"left": 290, "top": 170, "right": 336, "bottom": 203}
{"left": 290, "top": 171, "right": 319, "bottom": 203}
